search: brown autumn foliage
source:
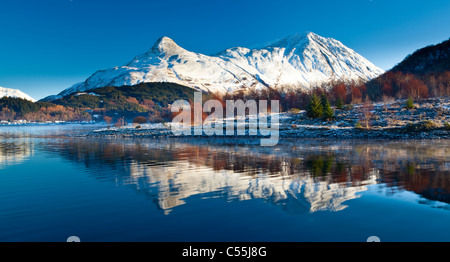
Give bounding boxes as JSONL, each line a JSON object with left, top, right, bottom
{"left": 180, "top": 70, "right": 447, "bottom": 119}
{"left": 103, "top": 116, "right": 113, "bottom": 125}
{"left": 126, "top": 97, "right": 139, "bottom": 105}
{"left": 132, "top": 116, "right": 147, "bottom": 124}
{"left": 114, "top": 117, "right": 126, "bottom": 127}
{"left": 382, "top": 82, "right": 394, "bottom": 97}
{"left": 351, "top": 86, "right": 363, "bottom": 104}
{"left": 0, "top": 107, "right": 16, "bottom": 120}
{"left": 22, "top": 105, "right": 91, "bottom": 122}
{"left": 331, "top": 83, "right": 347, "bottom": 102}
{"left": 371, "top": 71, "right": 432, "bottom": 100}
{"left": 139, "top": 99, "right": 155, "bottom": 110}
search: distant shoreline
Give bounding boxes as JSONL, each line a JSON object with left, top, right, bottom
{"left": 0, "top": 121, "right": 97, "bottom": 126}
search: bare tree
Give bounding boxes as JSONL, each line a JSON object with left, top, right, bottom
{"left": 358, "top": 97, "right": 374, "bottom": 129}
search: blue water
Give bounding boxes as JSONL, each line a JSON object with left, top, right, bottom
{"left": 1, "top": 124, "right": 450, "bottom": 242}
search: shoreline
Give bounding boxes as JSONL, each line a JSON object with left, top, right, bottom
{"left": 3, "top": 97, "right": 445, "bottom": 141}
{"left": 78, "top": 98, "right": 450, "bottom": 141}
{"left": 78, "top": 125, "right": 450, "bottom": 140}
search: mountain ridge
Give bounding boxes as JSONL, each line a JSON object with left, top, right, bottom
{"left": 43, "top": 32, "right": 384, "bottom": 101}
{"left": 390, "top": 38, "right": 450, "bottom": 74}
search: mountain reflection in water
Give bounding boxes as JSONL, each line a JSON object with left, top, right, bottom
{"left": 0, "top": 139, "right": 34, "bottom": 169}
{"left": 32, "top": 138, "right": 450, "bottom": 214}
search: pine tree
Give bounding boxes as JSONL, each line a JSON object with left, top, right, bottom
{"left": 306, "top": 94, "right": 323, "bottom": 119}
{"left": 321, "top": 95, "right": 335, "bottom": 120}
{"left": 405, "top": 97, "right": 414, "bottom": 110}
{"left": 335, "top": 98, "right": 344, "bottom": 110}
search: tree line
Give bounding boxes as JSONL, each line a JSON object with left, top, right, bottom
{"left": 0, "top": 96, "right": 91, "bottom": 122}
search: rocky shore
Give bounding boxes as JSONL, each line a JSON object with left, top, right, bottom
{"left": 80, "top": 98, "right": 450, "bottom": 140}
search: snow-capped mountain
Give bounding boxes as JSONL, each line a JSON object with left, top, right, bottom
{"left": 0, "top": 86, "right": 36, "bottom": 102}
{"left": 46, "top": 32, "right": 384, "bottom": 100}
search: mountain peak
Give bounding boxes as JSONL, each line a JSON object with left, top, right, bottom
{"left": 267, "top": 32, "right": 322, "bottom": 52}
{"left": 0, "top": 86, "right": 36, "bottom": 102}
{"left": 155, "top": 36, "right": 176, "bottom": 45}
{"left": 305, "top": 31, "right": 323, "bottom": 41}
{"left": 150, "top": 36, "right": 184, "bottom": 55}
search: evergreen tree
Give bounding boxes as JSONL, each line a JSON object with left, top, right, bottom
{"left": 306, "top": 94, "right": 323, "bottom": 119}
{"left": 321, "top": 95, "right": 335, "bottom": 120}
{"left": 335, "top": 98, "right": 344, "bottom": 110}
{"left": 405, "top": 97, "right": 414, "bottom": 110}
{"left": 320, "top": 94, "right": 328, "bottom": 108}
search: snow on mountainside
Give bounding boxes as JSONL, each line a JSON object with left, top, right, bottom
{"left": 0, "top": 87, "right": 36, "bottom": 102}
{"left": 47, "top": 32, "right": 384, "bottom": 100}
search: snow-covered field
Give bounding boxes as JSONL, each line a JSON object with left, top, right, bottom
{"left": 85, "top": 98, "right": 450, "bottom": 140}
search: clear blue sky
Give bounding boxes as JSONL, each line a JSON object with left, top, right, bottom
{"left": 1, "top": 0, "right": 449, "bottom": 100}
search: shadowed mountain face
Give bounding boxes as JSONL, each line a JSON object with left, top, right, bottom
{"left": 30, "top": 138, "right": 450, "bottom": 214}
{"left": 366, "top": 37, "right": 450, "bottom": 99}
{"left": 391, "top": 38, "right": 450, "bottom": 74}
{"left": 45, "top": 32, "right": 384, "bottom": 100}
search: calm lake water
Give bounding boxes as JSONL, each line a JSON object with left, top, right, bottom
{"left": 1, "top": 124, "right": 450, "bottom": 242}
